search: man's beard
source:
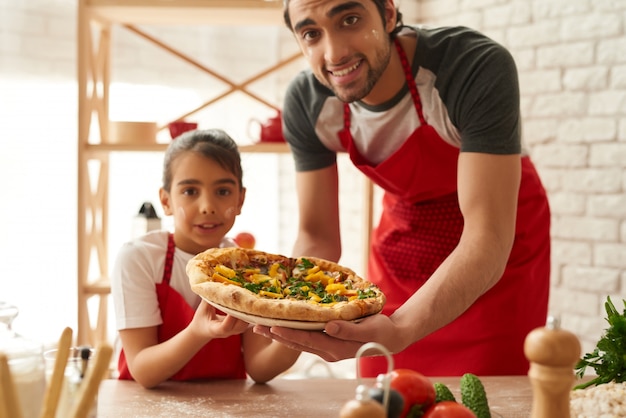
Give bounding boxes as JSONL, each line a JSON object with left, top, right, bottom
{"left": 324, "top": 42, "right": 392, "bottom": 103}
{"left": 332, "top": 67, "right": 379, "bottom": 103}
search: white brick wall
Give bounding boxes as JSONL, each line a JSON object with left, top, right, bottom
{"left": 0, "top": 0, "right": 624, "bottom": 367}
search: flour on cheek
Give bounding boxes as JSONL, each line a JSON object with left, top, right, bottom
{"left": 224, "top": 207, "right": 237, "bottom": 220}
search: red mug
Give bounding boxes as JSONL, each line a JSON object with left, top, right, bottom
{"left": 247, "top": 111, "right": 285, "bottom": 143}
{"left": 168, "top": 120, "right": 198, "bottom": 140}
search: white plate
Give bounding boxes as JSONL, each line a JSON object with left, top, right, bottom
{"left": 202, "top": 297, "right": 329, "bottom": 330}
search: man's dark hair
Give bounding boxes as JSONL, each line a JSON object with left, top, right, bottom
{"left": 283, "top": 0, "right": 404, "bottom": 39}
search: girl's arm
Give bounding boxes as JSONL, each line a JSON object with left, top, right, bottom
{"left": 242, "top": 330, "right": 301, "bottom": 383}
{"left": 119, "top": 301, "right": 249, "bottom": 388}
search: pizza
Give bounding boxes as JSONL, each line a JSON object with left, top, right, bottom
{"left": 187, "top": 247, "right": 386, "bottom": 323}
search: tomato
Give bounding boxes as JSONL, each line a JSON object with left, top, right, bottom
{"left": 233, "top": 232, "right": 256, "bottom": 249}
{"left": 423, "top": 401, "right": 477, "bottom": 418}
{"left": 388, "top": 369, "right": 436, "bottom": 418}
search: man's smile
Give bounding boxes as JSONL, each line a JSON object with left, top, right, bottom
{"left": 328, "top": 60, "right": 362, "bottom": 77}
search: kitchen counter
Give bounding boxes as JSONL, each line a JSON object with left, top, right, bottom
{"left": 97, "top": 375, "right": 534, "bottom": 417}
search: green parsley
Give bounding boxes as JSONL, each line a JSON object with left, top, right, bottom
{"left": 357, "top": 289, "right": 377, "bottom": 299}
{"left": 297, "top": 258, "right": 315, "bottom": 270}
{"left": 242, "top": 282, "right": 262, "bottom": 293}
{"left": 574, "top": 296, "right": 626, "bottom": 389}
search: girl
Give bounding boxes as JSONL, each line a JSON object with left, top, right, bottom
{"left": 111, "top": 129, "right": 300, "bottom": 388}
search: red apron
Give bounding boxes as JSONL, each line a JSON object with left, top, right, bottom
{"left": 339, "top": 40, "right": 550, "bottom": 377}
{"left": 118, "top": 234, "right": 246, "bottom": 380}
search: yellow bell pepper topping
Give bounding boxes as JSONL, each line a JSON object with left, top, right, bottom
{"left": 308, "top": 292, "right": 322, "bottom": 302}
{"left": 259, "top": 290, "right": 284, "bottom": 299}
{"left": 249, "top": 273, "right": 272, "bottom": 284}
{"left": 325, "top": 283, "right": 347, "bottom": 294}
{"left": 211, "top": 273, "right": 241, "bottom": 287}
{"left": 305, "top": 270, "right": 327, "bottom": 283}
{"left": 307, "top": 265, "right": 320, "bottom": 275}
{"left": 269, "top": 263, "right": 282, "bottom": 278}
{"left": 216, "top": 264, "right": 237, "bottom": 279}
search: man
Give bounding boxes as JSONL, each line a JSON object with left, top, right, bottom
{"left": 254, "top": 0, "right": 550, "bottom": 376}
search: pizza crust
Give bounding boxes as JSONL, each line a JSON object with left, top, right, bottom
{"left": 187, "top": 248, "right": 385, "bottom": 322}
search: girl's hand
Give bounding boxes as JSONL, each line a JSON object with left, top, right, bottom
{"left": 190, "top": 300, "right": 250, "bottom": 340}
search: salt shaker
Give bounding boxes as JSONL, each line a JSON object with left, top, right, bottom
{"left": 524, "top": 316, "right": 581, "bottom": 418}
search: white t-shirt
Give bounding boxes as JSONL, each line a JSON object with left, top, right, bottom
{"left": 111, "top": 230, "right": 236, "bottom": 331}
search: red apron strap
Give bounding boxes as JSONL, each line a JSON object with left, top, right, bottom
{"left": 162, "top": 233, "right": 175, "bottom": 285}
{"left": 394, "top": 38, "right": 427, "bottom": 125}
{"left": 341, "top": 38, "right": 427, "bottom": 148}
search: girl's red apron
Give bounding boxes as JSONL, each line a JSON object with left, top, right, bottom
{"left": 339, "top": 40, "right": 550, "bottom": 377}
{"left": 118, "top": 234, "right": 246, "bottom": 380}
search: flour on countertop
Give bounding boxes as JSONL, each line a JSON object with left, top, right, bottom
{"left": 570, "top": 382, "right": 626, "bottom": 418}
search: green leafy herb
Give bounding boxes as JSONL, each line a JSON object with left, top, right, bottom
{"left": 357, "top": 288, "right": 377, "bottom": 299}
{"left": 297, "top": 258, "right": 315, "bottom": 270}
{"left": 574, "top": 296, "right": 626, "bottom": 389}
{"left": 242, "top": 282, "right": 262, "bottom": 293}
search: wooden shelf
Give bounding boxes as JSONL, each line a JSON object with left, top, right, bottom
{"left": 83, "top": 278, "right": 113, "bottom": 295}
{"left": 85, "top": 142, "right": 290, "bottom": 154}
{"left": 85, "top": 0, "right": 284, "bottom": 25}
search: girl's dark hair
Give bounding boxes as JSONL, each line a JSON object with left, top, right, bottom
{"left": 162, "top": 129, "right": 243, "bottom": 192}
{"left": 283, "top": 0, "right": 404, "bottom": 39}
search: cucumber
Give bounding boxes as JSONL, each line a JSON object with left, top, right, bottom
{"left": 460, "top": 373, "right": 491, "bottom": 418}
{"left": 433, "top": 382, "right": 456, "bottom": 403}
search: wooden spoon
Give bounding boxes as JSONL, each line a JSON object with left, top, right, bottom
{"left": 0, "top": 352, "right": 23, "bottom": 418}
{"left": 68, "top": 342, "right": 112, "bottom": 418}
{"left": 39, "top": 326, "right": 73, "bottom": 418}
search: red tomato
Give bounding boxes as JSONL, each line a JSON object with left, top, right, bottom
{"left": 389, "top": 369, "right": 436, "bottom": 418}
{"left": 423, "top": 401, "right": 477, "bottom": 418}
{"left": 234, "top": 232, "right": 256, "bottom": 249}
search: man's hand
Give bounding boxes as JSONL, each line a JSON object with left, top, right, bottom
{"left": 252, "top": 314, "right": 407, "bottom": 362}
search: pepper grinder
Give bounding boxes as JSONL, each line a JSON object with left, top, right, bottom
{"left": 524, "top": 316, "right": 581, "bottom": 418}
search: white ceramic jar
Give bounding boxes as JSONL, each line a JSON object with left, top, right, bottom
{"left": 0, "top": 302, "right": 46, "bottom": 418}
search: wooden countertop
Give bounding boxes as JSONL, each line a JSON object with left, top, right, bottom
{"left": 97, "top": 375, "right": 533, "bottom": 417}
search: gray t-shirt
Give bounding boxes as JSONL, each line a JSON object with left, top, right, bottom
{"left": 282, "top": 26, "right": 523, "bottom": 172}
